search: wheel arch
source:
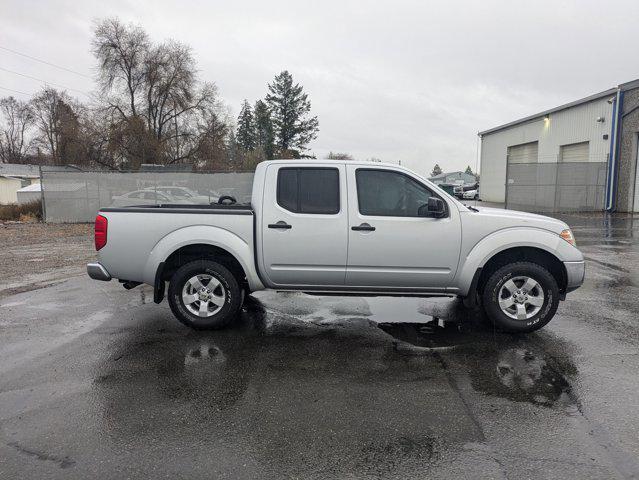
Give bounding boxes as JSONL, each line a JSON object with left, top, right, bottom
{"left": 142, "top": 225, "right": 264, "bottom": 294}
{"left": 476, "top": 247, "right": 567, "bottom": 296}
{"left": 456, "top": 227, "right": 578, "bottom": 298}
{"left": 162, "top": 244, "right": 248, "bottom": 288}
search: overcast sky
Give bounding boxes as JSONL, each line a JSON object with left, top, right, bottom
{"left": 1, "top": 0, "right": 638, "bottom": 175}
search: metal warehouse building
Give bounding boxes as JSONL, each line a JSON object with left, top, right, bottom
{"left": 479, "top": 79, "right": 639, "bottom": 212}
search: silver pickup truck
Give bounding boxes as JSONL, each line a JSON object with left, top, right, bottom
{"left": 87, "top": 160, "right": 584, "bottom": 333}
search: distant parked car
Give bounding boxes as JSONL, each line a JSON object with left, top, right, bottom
{"left": 462, "top": 189, "right": 479, "bottom": 200}
{"left": 145, "top": 186, "right": 218, "bottom": 204}
{"left": 454, "top": 182, "right": 479, "bottom": 199}
{"left": 110, "top": 190, "right": 186, "bottom": 207}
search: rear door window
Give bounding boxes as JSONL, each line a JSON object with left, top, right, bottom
{"left": 277, "top": 168, "right": 340, "bottom": 214}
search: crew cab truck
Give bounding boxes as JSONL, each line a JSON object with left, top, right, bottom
{"left": 87, "top": 160, "right": 585, "bottom": 333}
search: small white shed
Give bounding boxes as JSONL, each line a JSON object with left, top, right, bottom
{"left": 16, "top": 182, "right": 42, "bottom": 204}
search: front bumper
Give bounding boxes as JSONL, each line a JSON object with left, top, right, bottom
{"left": 87, "top": 263, "right": 112, "bottom": 281}
{"left": 564, "top": 261, "right": 585, "bottom": 293}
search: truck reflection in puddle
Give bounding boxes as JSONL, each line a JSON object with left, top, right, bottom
{"left": 92, "top": 293, "right": 579, "bottom": 476}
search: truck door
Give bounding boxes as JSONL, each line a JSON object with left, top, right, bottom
{"left": 260, "top": 163, "right": 348, "bottom": 287}
{"left": 345, "top": 165, "right": 462, "bottom": 290}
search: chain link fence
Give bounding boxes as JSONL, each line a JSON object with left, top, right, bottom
{"left": 505, "top": 161, "right": 607, "bottom": 213}
{"left": 41, "top": 171, "right": 255, "bottom": 223}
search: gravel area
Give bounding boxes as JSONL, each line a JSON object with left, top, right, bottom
{"left": 0, "top": 222, "right": 94, "bottom": 296}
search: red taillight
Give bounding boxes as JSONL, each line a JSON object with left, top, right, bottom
{"left": 95, "top": 214, "right": 108, "bottom": 251}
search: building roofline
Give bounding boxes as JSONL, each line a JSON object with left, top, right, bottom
{"left": 0, "top": 174, "right": 40, "bottom": 179}
{"left": 478, "top": 86, "right": 619, "bottom": 137}
{"left": 619, "top": 78, "right": 639, "bottom": 90}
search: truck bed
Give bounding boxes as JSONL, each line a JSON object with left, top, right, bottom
{"left": 96, "top": 204, "right": 256, "bottom": 286}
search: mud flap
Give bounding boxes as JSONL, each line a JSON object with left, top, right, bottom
{"left": 154, "top": 262, "right": 165, "bottom": 304}
{"left": 462, "top": 267, "right": 482, "bottom": 308}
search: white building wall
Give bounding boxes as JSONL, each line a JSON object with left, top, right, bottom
{"left": 479, "top": 96, "right": 613, "bottom": 203}
{"left": 0, "top": 177, "right": 39, "bottom": 204}
{"left": 0, "top": 177, "right": 22, "bottom": 204}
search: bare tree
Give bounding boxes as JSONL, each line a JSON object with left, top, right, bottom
{"left": 30, "top": 88, "right": 68, "bottom": 164}
{"left": 0, "top": 96, "right": 35, "bottom": 163}
{"left": 79, "top": 108, "right": 119, "bottom": 169}
{"left": 192, "top": 105, "right": 231, "bottom": 170}
{"left": 326, "top": 152, "right": 353, "bottom": 160}
{"left": 92, "top": 18, "right": 229, "bottom": 168}
{"left": 30, "top": 88, "right": 85, "bottom": 165}
{"left": 92, "top": 18, "right": 149, "bottom": 118}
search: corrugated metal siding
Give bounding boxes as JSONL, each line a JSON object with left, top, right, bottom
{"left": 480, "top": 96, "right": 612, "bottom": 203}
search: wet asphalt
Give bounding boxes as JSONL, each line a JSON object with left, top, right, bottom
{"left": 0, "top": 213, "right": 638, "bottom": 479}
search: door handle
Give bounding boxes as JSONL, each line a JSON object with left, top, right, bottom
{"left": 351, "top": 223, "right": 376, "bottom": 232}
{"left": 268, "top": 221, "right": 292, "bottom": 229}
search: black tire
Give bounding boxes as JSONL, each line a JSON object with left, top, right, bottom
{"left": 168, "top": 259, "right": 242, "bottom": 330}
{"left": 481, "top": 261, "right": 559, "bottom": 333}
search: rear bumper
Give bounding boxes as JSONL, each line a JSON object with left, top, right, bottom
{"left": 564, "top": 260, "right": 585, "bottom": 293}
{"left": 87, "top": 263, "right": 112, "bottom": 281}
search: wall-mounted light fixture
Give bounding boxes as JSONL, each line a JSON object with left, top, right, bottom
{"left": 596, "top": 116, "right": 605, "bottom": 123}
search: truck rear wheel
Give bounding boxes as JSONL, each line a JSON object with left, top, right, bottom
{"left": 168, "top": 260, "right": 242, "bottom": 330}
{"left": 481, "top": 261, "right": 559, "bottom": 333}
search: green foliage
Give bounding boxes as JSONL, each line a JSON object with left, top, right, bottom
{"left": 265, "top": 70, "right": 319, "bottom": 153}
{"left": 236, "top": 100, "right": 255, "bottom": 151}
{"left": 465, "top": 165, "right": 473, "bottom": 175}
{"left": 431, "top": 163, "right": 443, "bottom": 177}
{"left": 253, "top": 100, "right": 275, "bottom": 160}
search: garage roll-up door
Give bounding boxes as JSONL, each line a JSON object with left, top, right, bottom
{"left": 560, "top": 141, "right": 589, "bottom": 162}
{"left": 507, "top": 142, "right": 538, "bottom": 164}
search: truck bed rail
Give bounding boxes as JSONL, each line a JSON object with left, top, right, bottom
{"left": 100, "top": 204, "right": 253, "bottom": 215}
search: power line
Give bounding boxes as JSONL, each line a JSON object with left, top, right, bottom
{"left": 0, "top": 66, "right": 91, "bottom": 97}
{"left": 0, "top": 45, "right": 92, "bottom": 79}
{"left": 0, "top": 85, "right": 32, "bottom": 96}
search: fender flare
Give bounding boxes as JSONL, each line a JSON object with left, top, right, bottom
{"left": 456, "top": 227, "right": 582, "bottom": 296}
{"left": 142, "top": 225, "right": 264, "bottom": 292}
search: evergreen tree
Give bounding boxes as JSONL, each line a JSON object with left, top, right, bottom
{"left": 236, "top": 100, "right": 255, "bottom": 151}
{"left": 226, "top": 130, "right": 240, "bottom": 171}
{"left": 254, "top": 99, "right": 275, "bottom": 159}
{"left": 465, "top": 165, "right": 473, "bottom": 175}
{"left": 265, "top": 70, "right": 319, "bottom": 154}
{"left": 431, "top": 164, "right": 443, "bottom": 177}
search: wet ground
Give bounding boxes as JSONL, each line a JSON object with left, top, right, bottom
{"left": 0, "top": 222, "right": 93, "bottom": 297}
{"left": 0, "top": 213, "right": 638, "bottom": 479}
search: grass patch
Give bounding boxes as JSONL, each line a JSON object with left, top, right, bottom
{"left": 0, "top": 200, "right": 43, "bottom": 222}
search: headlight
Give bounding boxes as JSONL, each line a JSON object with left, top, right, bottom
{"left": 559, "top": 229, "right": 576, "bottom": 246}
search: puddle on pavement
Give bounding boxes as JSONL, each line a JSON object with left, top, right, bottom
{"left": 377, "top": 320, "right": 473, "bottom": 349}
{"left": 377, "top": 318, "right": 577, "bottom": 408}
{"left": 94, "top": 293, "right": 579, "bottom": 417}
{"left": 365, "top": 296, "right": 435, "bottom": 324}
{"left": 88, "top": 292, "right": 582, "bottom": 476}
{"left": 467, "top": 344, "right": 576, "bottom": 408}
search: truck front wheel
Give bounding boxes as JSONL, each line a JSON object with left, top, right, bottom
{"left": 168, "top": 259, "right": 242, "bottom": 330}
{"left": 481, "top": 261, "right": 560, "bottom": 333}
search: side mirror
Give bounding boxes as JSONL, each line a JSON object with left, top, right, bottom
{"left": 418, "top": 197, "right": 446, "bottom": 218}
